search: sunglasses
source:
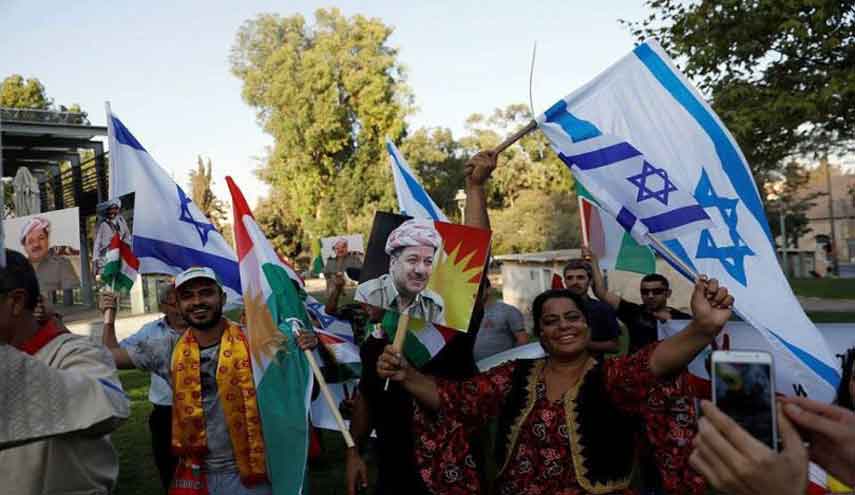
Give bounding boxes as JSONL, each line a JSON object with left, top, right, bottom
{"left": 640, "top": 288, "right": 667, "bottom": 296}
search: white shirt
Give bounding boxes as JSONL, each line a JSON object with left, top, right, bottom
{"left": 120, "top": 317, "right": 180, "bottom": 406}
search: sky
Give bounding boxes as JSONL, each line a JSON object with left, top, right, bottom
{"left": 0, "top": 0, "right": 650, "bottom": 210}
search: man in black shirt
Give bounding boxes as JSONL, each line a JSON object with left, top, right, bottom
{"left": 583, "top": 246, "right": 690, "bottom": 354}
{"left": 562, "top": 258, "right": 621, "bottom": 356}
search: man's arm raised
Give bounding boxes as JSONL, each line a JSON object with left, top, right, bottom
{"left": 582, "top": 246, "right": 621, "bottom": 310}
{"left": 99, "top": 292, "right": 137, "bottom": 369}
{"left": 464, "top": 150, "right": 497, "bottom": 230}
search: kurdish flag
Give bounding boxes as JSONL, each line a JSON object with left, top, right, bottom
{"left": 310, "top": 238, "right": 324, "bottom": 276}
{"left": 227, "top": 176, "right": 314, "bottom": 495}
{"left": 576, "top": 182, "right": 655, "bottom": 275}
{"left": 100, "top": 233, "right": 139, "bottom": 292}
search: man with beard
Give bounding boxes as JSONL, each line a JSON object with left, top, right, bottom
{"left": 355, "top": 219, "right": 445, "bottom": 325}
{"left": 19, "top": 216, "right": 80, "bottom": 292}
{"left": 323, "top": 238, "right": 363, "bottom": 296}
{"left": 562, "top": 257, "right": 620, "bottom": 357}
{"left": 93, "top": 199, "right": 131, "bottom": 278}
{"left": 104, "top": 282, "right": 187, "bottom": 490}
{"left": 584, "top": 246, "right": 690, "bottom": 355}
{"left": 100, "top": 266, "right": 319, "bottom": 495}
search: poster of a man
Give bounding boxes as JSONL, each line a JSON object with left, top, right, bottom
{"left": 3, "top": 208, "right": 82, "bottom": 292}
{"left": 93, "top": 193, "right": 134, "bottom": 279}
{"left": 321, "top": 234, "right": 364, "bottom": 293}
{"left": 356, "top": 217, "right": 447, "bottom": 325}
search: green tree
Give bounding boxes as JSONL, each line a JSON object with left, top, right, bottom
{"left": 230, "top": 9, "right": 412, "bottom": 244}
{"left": 398, "top": 127, "right": 466, "bottom": 220}
{"left": 254, "top": 192, "right": 304, "bottom": 258}
{"left": 490, "top": 190, "right": 581, "bottom": 254}
{"left": 765, "top": 160, "right": 824, "bottom": 249}
{"left": 0, "top": 75, "right": 51, "bottom": 109}
{"left": 460, "top": 104, "right": 573, "bottom": 209}
{"left": 188, "top": 156, "right": 228, "bottom": 231}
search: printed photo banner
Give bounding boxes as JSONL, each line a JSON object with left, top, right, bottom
{"left": 93, "top": 192, "right": 136, "bottom": 279}
{"left": 4, "top": 207, "right": 82, "bottom": 292}
{"left": 355, "top": 211, "right": 491, "bottom": 332}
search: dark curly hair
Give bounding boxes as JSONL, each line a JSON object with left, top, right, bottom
{"left": 835, "top": 347, "right": 855, "bottom": 411}
{"left": 0, "top": 249, "right": 40, "bottom": 310}
{"left": 531, "top": 289, "right": 590, "bottom": 337}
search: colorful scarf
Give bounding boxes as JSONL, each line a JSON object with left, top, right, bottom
{"left": 171, "top": 323, "right": 267, "bottom": 486}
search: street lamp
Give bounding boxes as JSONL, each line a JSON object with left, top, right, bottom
{"left": 766, "top": 171, "right": 789, "bottom": 277}
{"left": 454, "top": 189, "right": 466, "bottom": 223}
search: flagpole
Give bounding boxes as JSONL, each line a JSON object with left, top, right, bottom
{"left": 384, "top": 308, "right": 411, "bottom": 391}
{"left": 104, "top": 101, "right": 114, "bottom": 199}
{"left": 301, "top": 344, "right": 355, "bottom": 448}
{"left": 493, "top": 121, "right": 537, "bottom": 154}
{"left": 578, "top": 196, "right": 590, "bottom": 249}
{"left": 644, "top": 233, "right": 699, "bottom": 283}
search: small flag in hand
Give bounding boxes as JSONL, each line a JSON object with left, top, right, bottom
{"left": 100, "top": 233, "right": 139, "bottom": 292}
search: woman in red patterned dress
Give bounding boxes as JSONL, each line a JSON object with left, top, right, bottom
{"left": 378, "top": 277, "right": 733, "bottom": 495}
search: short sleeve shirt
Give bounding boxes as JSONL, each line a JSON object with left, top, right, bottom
{"left": 125, "top": 332, "right": 237, "bottom": 473}
{"left": 617, "top": 300, "right": 690, "bottom": 354}
{"left": 472, "top": 301, "right": 526, "bottom": 362}
{"left": 119, "top": 317, "right": 180, "bottom": 406}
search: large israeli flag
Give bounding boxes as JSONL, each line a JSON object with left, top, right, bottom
{"left": 107, "top": 108, "right": 241, "bottom": 300}
{"left": 386, "top": 138, "right": 448, "bottom": 222}
{"left": 539, "top": 41, "right": 840, "bottom": 401}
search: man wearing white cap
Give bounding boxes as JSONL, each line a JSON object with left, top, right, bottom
{"left": 100, "top": 266, "right": 319, "bottom": 495}
{"left": 355, "top": 219, "right": 445, "bottom": 325}
{"left": 19, "top": 216, "right": 80, "bottom": 292}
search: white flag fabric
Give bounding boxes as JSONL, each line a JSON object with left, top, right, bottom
{"left": 107, "top": 109, "right": 242, "bottom": 301}
{"left": 537, "top": 40, "right": 840, "bottom": 401}
{"left": 386, "top": 138, "right": 448, "bottom": 222}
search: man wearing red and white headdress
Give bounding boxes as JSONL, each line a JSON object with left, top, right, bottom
{"left": 355, "top": 219, "right": 445, "bottom": 325}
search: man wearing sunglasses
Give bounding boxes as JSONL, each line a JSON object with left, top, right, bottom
{"left": 582, "top": 246, "right": 690, "bottom": 355}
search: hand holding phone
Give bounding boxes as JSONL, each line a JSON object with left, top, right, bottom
{"left": 711, "top": 350, "right": 777, "bottom": 449}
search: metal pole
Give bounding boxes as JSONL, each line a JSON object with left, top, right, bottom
{"left": 779, "top": 207, "right": 788, "bottom": 278}
{"left": 0, "top": 112, "right": 4, "bottom": 268}
{"left": 824, "top": 157, "right": 839, "bottom": 275}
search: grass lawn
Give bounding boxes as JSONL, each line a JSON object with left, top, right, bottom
{"left": 115, "top": 370, "right": 354, "bottom": 495}
{"left": 790, "top": 277, "right": 855, "bottom": 299}
{"left": 806, "top": 311, "right": 855, "bottom": 323}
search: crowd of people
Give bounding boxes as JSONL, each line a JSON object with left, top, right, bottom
{"left": 1, "top": 149, "right": 854, "bottom": 495}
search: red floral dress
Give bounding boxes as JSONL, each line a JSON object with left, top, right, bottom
{"left": 412, "top": 345, "right": 706, "bottom": 495}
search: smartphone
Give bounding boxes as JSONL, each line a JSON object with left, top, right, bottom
{"left": 711, "top": 350, "right": 777, "bottom": 449}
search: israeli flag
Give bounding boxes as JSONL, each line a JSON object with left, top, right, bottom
{"left": 541, "top": 41, "right": 840, "bottom": 401}
{"left": 107, "top": 107, "right": 242, "bottom": 301}
{"left": 386, "top": 138, "right": 448, "bottom": 222}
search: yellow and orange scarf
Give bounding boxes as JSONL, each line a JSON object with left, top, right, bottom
{"left": 171, "top": 323, "right": 267, "bottom": 486}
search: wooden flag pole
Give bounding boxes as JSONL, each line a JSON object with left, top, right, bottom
{"left": 302, "top": 346, "right": 355, "bottom": 448}
{"left": 384, "top": 309, "right": 411, "bottom": 391}
{"left": 578, "top": 196, "right": 590, "bottom": 250}
{"left": 493, "top": 120, "right": 537, "bottom": 154}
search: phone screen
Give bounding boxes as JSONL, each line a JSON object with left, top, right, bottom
{"left": 713, "top": 361, "right": 775, "bottom": 448}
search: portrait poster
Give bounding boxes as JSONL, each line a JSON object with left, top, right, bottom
{"left": 92, "top": 193, "right": 135, "bottom": 279}
{"left": 4, "top": 207, "right": 82, "bottom": 292}
{"left": 355, "top": 212, "right": 491, "bottom": 332}
{"left": 321, "top": 234, "right": 364, "bottom": 261}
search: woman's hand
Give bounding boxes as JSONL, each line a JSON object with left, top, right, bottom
{"left": 690, "top": 276, "right": 733, "bottom": 337}
{"left": 377, "top": 345, "right": 411, "bottom": 382}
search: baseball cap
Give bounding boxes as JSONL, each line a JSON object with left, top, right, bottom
{"left": 174, "top": 266, "right": 221, "bottom": 289}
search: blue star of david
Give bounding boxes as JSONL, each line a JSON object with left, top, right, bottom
{"left": 693, "top": 169, "right": 755, "bottom": 286}
{"left": 177, "top": 185, "right": 217, "bottom": 246}
{"left": 626, "top": 161, "right": 678, "bottom": 205}
{"left": 307, "top": 302, "right": 336, "bottom": 329}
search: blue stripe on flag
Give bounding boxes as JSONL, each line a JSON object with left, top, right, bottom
{"left": 616, "top": 207, "right": 636, "bottom": 231}
{"left": 769, "top": 330, "right": 841, "bottom": 389}
{"left": 110, "top": 116, "right": 147, "bottom": 152}
{"left": 133, "top": 235, "right": 242, "bottom": 293}
{"left": 98, "top": 378, "right": 129, "bottom": 399}
{"left": 641, "top": 205, "right": 709, "bottom": 234}
{"left": 633, "top": 44, "right": 773, "bottom": 244}
{"left": 566, "top": 142, "right": 642, "bottom": 170}
{"left": 544, "top": 100, "right": 601, "bottom": 142}
{"left": 386, "top": 142, "right": 442, "bottom": 221}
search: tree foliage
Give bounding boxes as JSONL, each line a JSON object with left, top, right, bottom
{"left": 490, "top": 190, "right": 581, "bottom": 254}
{"left": 764, "top": 160, "right": 825, "bottom": 249}
{"left": 460, "top": 104, "right": 573, "bottom": 209}
{"left": 230, "top": 9, "right": 412, "bottom": 247}
{"left": 188, "top": 156, "right": 228, "bottom": 231}
{"left": 398, "top": 127, "right": 466, "bottom": 220}
{"left": 0, "top": 75, "right": 51, "bottom": 109}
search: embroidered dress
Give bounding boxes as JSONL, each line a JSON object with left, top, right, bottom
{"left": 413, "top": 344, "right": 705, "bottom": 495}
